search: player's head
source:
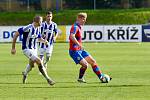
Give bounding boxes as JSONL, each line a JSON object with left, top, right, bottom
{"left": 33, "top": 15, "right": 43, "bottom": 27}
{"left": 77, "top": 12, "right": 87, "bottom": 25}
{"left": 46, "top": 11, "right": 53, "bottom": 22}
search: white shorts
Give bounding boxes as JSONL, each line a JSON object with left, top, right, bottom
{"left": 39, "top": 45, "right": 53, "bottom": 57}
{"left": 23, "top": 49, "right": 38, "bottom": 61}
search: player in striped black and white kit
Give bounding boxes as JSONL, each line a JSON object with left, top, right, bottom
{"left": 11, "top": 16, "right": 55, "bottom": 85}
{"left": 39, "top": 11, "right": 58, "bottom": 70}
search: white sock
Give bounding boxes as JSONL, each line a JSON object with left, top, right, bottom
{"left": 44, "top": 56, "right": 49, "bottom": 64}
{"left": 24, "top": 64, "right": 32, "bottom": 75}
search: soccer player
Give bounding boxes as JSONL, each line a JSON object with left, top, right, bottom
{"left": 39, "top": 11, "right": 58, "bottom": 70}
{"left": 11, "top": 16, "right": 55, "bottom": 85}
{"left": 69, "top": 12, "right": 112, "bottom": 83}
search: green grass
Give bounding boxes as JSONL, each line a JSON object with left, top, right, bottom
{"left": 1, "top": 9, "right": 150, "bottom": 25}
{"left": 0, "top": 43, "right": 150, "bottom": 100}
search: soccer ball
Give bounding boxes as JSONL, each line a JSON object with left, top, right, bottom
{"left": 101, "top": 74, "right": 111, "bottom": 83}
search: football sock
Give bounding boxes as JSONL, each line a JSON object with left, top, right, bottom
{"left": 79, "top": 67, "right": 87, "bottom": 79}
{"left": 44, "top": 55, "right": 51, "bottom": 69}
{"left": 40, "top": 55, "right": 44, "bottom": 63}
{"left": 44, "top": 55, "right": 50, "bottom": 64}
{"left": 24, "top": 64, "right": 32, "bottom": 75}
{"left": 92, "top": 64, "right": 102, "bottom": 79}
{"left": 38, "top": 64, "right": 50, "bottom": 80}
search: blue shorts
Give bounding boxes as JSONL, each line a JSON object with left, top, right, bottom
{"left": 69, "top": 50, "right": 90, "bottom": 64}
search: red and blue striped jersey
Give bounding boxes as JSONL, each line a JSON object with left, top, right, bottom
{"left": 69, "top": 22, "right": 82, "bottom": 51}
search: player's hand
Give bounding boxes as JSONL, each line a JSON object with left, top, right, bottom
{"left": 42, "top": 34, "right": 46, "bottom": 39}
{"left": 81, "top": 46, "right": 84, "bottom": 50}
{"left": 79, "top": 45, "right": 84, "bottom": 50}
{"left": 11, "top": 48, "right": 16, "bottom": 55}
{"left": 44, "top": 40, "right": 49, "bottom": 46}
{"left": 53, "top": 37, "right": 56, "bottom": 42}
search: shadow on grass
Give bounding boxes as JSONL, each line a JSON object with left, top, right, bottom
{"left": 1, "top": 81, "right": 150, "bottom": 89}
{"left": 0, "top": 82, "right": 50, "bottom": 85}
{"left": 20, "top": 84, "right": 150, "bottom": 89}
{"left": 0, "top": 73, "right": 21, "bottom": 76}
{"left": 0, "top": 81, "right": 76, "bottom": 85}
{"left": 0, "top": 73, "right": 37, "bottom": 76}
{"left": 0, "top": 82, "right": 21, "bottom": 84}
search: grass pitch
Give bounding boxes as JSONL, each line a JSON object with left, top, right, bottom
{"left": 0, "top": 43, "right": 150, "bottom": 100}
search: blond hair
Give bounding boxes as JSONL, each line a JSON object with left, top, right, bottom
{"left": 77, "top": 12, "right": 87, "bottom": 18}
{"left": 33, "top": 15, "right": 43, "bottom": 23}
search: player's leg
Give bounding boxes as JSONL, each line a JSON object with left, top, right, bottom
{"left": 69, "top": 50, "right": 88, "bottom": 83}
{"left": 23, "top": 49, "right": 55, "bottom": 85}
{"left": 37, "top": 48, "right": 55, "bottom": 85}
{"left": 44, "top": 45, "right": 53, "bottom": 69}
{"left": 85, "top": 55, "right": 103, "bottom": 78}
{"left": 82, "top": 50, "right": 104, "bottom": 81}
{"left": 22, "top": 49, "right": 36, "bottom": 83}
{"left": 22, "top": 59, "right": 34, "bottom": 84}
{"left": 25, "top": 60, "right": 34, "bottom": 74}
{"left": 34, "top": 57, "right": 55, "bottom": 85}
{"left": 38, "top": 48, "right": 45, "bottom": 75}
{"left": 85, "top": 55, "right": 112, "bottom": 83}
{"left": 39, "top": 55, "right": 44, "bottom": 64}
{"left": 78, "top": 59, "right": 88, "bottom": 83}
{"left": 39, "top": 48, "right": 45, "bottom": 65}
{"left": 38, "top": 54, "right": 44, "bottom": 75}
{"left": 44, "top": 53, "right": 51, "bottom": 69}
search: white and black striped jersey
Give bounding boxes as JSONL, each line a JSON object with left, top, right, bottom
{"left": 18, "top": 23, "right": 41, "bottom": 50}
{"left": 39, "top": 21, "right": 58, "bottom": 48}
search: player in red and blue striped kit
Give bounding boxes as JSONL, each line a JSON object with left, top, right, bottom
{"left": 69, "top": 12, "right": 111, "bottom": 83}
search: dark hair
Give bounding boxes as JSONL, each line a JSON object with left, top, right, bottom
{"left": 46, "top": 11, "right": 52, "bottom": 15}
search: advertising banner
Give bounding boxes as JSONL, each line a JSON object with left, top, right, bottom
{"left": 0, "top": 26, "right": 66, "bottom": 42}
{"left": 142, "top": 25, "right": 150, "bottom": 42}
{"left": 104, "top": 25, "right": 142, "bottom": 42}
{"left": 0, "top": 26, "right": 22, "bottom": 42}
{"left": 66, "top": 25, "right": 104, "bottom": 42}
{"left": 57, "top": 26, "right": 66, "bottom": 42}
{"left": 0, "top": 25, "right": 145, "bottom": 42}
{"left": 66, "top": 25, "right": 142, "bottom": 42}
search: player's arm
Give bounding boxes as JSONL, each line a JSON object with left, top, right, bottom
{"left": 53, "top": 23, "right": 58, "bottom": 42}
{"left": 70, "top": 33, "right": 84, "bottom": 50}
{"left": 70, "top": 33, "right": 80, "bottom": 45}
{"left": 41, "top": 23, "right": 46, "bottom": 39}
{"left": 38, "top": 38, "right": 48, "bottom": 45}
{"left": 69, "top": 26, "right": 83, "bottom": 49}
{"left": 37, "top": 31, "right": 48, "bottom": 45}
{"left": 11, "top": 31, "right": 19, "bottom": 55}
{"left": 23, "top": 24, "right": 31, "bottom": 32}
